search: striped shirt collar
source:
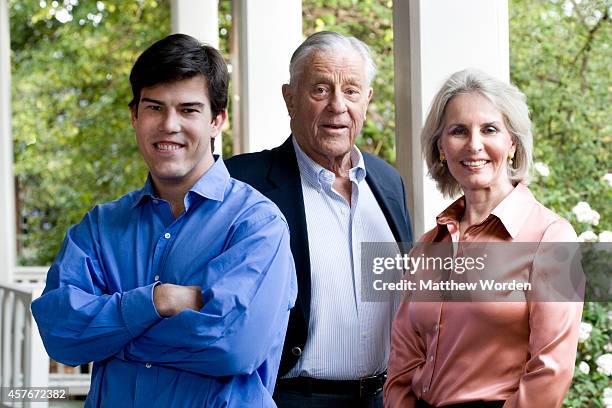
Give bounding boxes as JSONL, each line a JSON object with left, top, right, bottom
{"left": 292, "top": 136, "right": 366, "bottom": 192}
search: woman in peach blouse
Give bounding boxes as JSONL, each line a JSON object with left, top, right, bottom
{"left": 384, "top": 69, "right": 582, "bottom": 408}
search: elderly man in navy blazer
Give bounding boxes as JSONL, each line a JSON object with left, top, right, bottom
{"left": 226, "top": 31, "right": 412, "bottom": 408}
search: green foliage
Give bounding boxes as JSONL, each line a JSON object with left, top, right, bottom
{"left": 509, "top": 3, "right": 611, "bottom": 405}
{"left": 565, "top": 302, "right": 612, "bottom": 407}
{"left": 302, "top": 0, "right": 396, "bottom": 163}
{"left": 509, "top": 0, "right": 611, "bottom": 235}
{"left": 10, "top": 0, "right": 171, "bottom": 264}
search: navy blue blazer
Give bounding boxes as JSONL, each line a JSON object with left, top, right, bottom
{"left": 225, "top": 136, "right": 413, "bottom": 376}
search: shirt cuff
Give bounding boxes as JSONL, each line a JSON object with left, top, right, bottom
{"left": 120, "top": 282, "right": 162, "bottom": 338}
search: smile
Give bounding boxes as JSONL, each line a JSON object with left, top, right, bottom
{"left": 154, "top": 142, "right": 184, "bottom": 151}
{"left": 460, "top": 160, "right": 489, "bottom": 168}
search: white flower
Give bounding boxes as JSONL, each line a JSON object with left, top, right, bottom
{"left": 596, "top": 354, "right": 612, "bottom": 376}
{"left": 578, "top": 230, "right": 599, "bottom": 243}
{"left": 592, "top": 210, "right": 601, "bottom": 225}
{"left": 604, "top": 387, "right": 612, "bottom": 408}
{"left": 572, "top": 201, "right": 600, "bottom": 225}
{"left": 605, "top": 343, "right": 612, "bottom": 353}
{"left": 579, "top": 322, "right": 593, "bottom": 342}
{"left": 534, "top": 162, "right": 550, "bottom": 177}
{"left": 599, "top": 231, "right": 612, "bottom": 242}
{"left": 604, "top": 173, "right": 612, "bottom": 187}
{"left": 578, "top": 361, "right": 590, "bottom": 374}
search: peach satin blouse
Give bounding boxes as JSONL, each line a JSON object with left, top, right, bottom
{"left": 384, "top": 184, "right": 583, "bottom": 408}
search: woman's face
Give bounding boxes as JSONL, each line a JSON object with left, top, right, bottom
{"left": 438, "top": 92, "right": 516, "bottom": 196}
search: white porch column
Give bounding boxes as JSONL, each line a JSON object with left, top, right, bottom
{"left": 232, "top": 0, "right": 302, "bottom": 154}
{"left": 0, "top": 0, "right": 16, "bottom": 283}
{"left": 171, "top": 0, "right": 223, "bottom": 154}
{"left": 393, "top": 0, "right": 509, "bottom": 237}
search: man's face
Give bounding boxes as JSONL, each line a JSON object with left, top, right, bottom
{"left": 282, "top": 49, "right": 373, "bottom": 168}
{"left": 131, "top": 75, "right": 226, "bottom": 190}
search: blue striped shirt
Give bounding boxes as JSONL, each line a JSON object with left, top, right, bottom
{"left": 286, "top": 139, "right": 399, "bottom": 380}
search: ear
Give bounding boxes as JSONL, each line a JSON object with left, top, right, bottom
{"left": 282, "top": 83, "right": 294, "bottom": 118}
{"left": 210, "top": 110, "right": 228, "bottom": 139}
{"left": 363, "top": 88, "right": 374, "bottom": 120}
{"left": 130, "top": 106, "right": 138, "bottom": 128}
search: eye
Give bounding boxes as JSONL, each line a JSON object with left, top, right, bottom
{"left": 449, "top": 126, "right": 467, "bottom": 136}
{"left": 345, "top": 88, "right": 359, "bottom": 96}
{"left": 483, "top": 126, "right": 498, "bottom": 135}
{"left": 145, "top": 105, "right": 162, "bottom": 111}
{"left": 312, "top": 85, "right": 330, "bottom": 96}
{"left": 182, "top": 108, "right": 199, "bottom": 114}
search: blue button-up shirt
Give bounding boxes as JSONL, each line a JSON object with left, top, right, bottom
{"left": 31, "top": 158, "right": 297, "bottom": 407}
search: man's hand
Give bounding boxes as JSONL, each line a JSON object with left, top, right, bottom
{"left": 153, "top": 284, "right": 203, "bottom": 317}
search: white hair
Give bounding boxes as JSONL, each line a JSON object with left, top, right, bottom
{"left": 288, "top": 31, "right": 376, "bottom": 89}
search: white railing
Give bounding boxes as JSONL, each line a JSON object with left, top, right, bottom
{"left": 0, "top": 281, "right": 48, "bottom": 407}
{"left": 1, "top": 267, "right": 91, "bottom": 405}
{"left": 13, "top": 266, "right": 48, "bottom": 285}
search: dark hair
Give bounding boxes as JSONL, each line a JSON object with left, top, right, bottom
{"left": 129, "top": 33, "right": 228, "bottom": 118}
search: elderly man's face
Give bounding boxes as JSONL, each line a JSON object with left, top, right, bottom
{"left": 283, "top": 49, "right": 372, "bottom": 168}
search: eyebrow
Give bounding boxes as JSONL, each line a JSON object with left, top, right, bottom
{"left": 311, "top": 76, "right": 363, "bottom": 87}
{"left": 141, "top": 97, "right": 205, "bottom": 109}
{"left": 447, "top": 121, "right": 502, "bottom": 128}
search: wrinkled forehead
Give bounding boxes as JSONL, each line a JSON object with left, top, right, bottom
{"left": 303, "top": 49, "right": 368, "bottom": 84}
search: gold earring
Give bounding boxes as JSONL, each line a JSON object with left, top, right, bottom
{"left": 439, "top": 152, "right": 446, "bottom": 163}
{"left": 508, "top": 153, "right": 514, "bottom": 166}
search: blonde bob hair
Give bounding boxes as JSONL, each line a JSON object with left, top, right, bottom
{"left": 422, "top": 69, "right": 533, "bottom": 198}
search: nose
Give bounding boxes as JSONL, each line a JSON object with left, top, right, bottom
{"left": 159, "top": 109, "right": 181, "bottom": 133}
{"left": 467, "top": 129, "right": 484, "bottom": 152}
{"left": 327, "top": 90, "right": 347, "bottom": 114}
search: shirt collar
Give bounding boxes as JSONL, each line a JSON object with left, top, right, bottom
{"left": 490, "top": 183, "right": 535, "bottom": 238}
{"left": 435, "top": 183, "right": 533, "bottom": 239}
{"left": 292, "top": 136, "right": 366, "bottom": 191}
{"left": 131, "top": 156, "right": 229, "bottom": 208}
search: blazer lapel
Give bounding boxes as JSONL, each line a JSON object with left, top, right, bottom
{"left": 364, "top": 155, "right": 410, "bottom": 243}
{"left": 266, "top": 137, "right": 312, "bottom": 324}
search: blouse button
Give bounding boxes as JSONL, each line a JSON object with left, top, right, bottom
{"left": 145, "top": 363, "right": 152, "bottom": 368}
{"left": 291, "top": 346, "right": 302, "bottom": 356}
{"left": 423, "top": 386, "right": 429, "bottom": 393}
{"left": 164, "top": 232, "right": 171, "bottom": 239}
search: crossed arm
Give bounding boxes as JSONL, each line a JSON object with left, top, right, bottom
{"left": 31, "top": 209, "right": 297, "bottom": 377}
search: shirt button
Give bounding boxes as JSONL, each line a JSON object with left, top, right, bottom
{"left": 145, "top": 363, "right": 152, "bottom": 368}
{"left": 152, "top": 199, "right": 159, "bottom": 204}
{"left": 164, "top": 232, "right": 171, "bottom": 239}
{"left": 154, "top": 275, "right": 160, "bottom": 281}
{"left": 429, "top": 355, "right": 434, "bottom": 362}
{"left": 423, "top": 386, "right": 429, "bottom": 393}
{"left": 434, "top": 323, "right": 439, "bottom": 331}
{"left": 362, "top": 332, "right": 368, "bottom": 338}
{"left": 291, "top": 346, "right": 302, "bottom": 356}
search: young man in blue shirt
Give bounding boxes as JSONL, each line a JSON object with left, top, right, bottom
{"left": 32, "top": 34, "right": 297, "bottom": 407}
